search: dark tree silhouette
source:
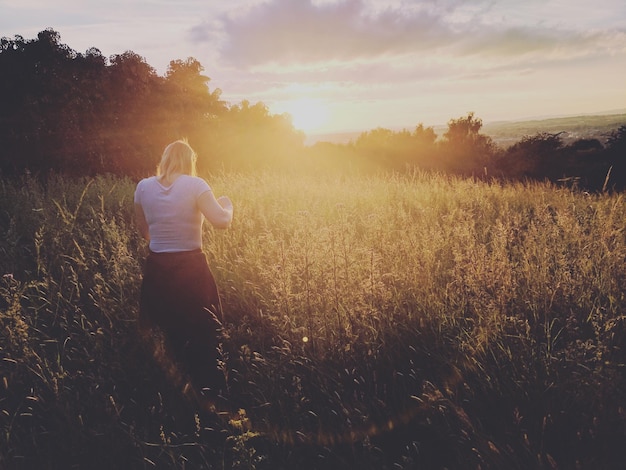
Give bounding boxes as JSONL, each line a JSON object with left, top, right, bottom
{"left": 0, "top": 29, "right": 78, "bottom": 172}
{"left": 603, "top": 126, "right": 626, "bottom": 190}
{"left": 203, "top": 100, "right": 304, "bottom": 172}
{"left": 0, "top": 29, "right": 623, "bottom": 187}
{"left": 353, "top": 124, "right": 437, "bottom": 172}
{"left": 0, "top": 30, "right": 304, "bottom": 177}
{"left": 497, "top": 132, "right": 564, "bottom": 180}
{"left": 162, "top": 57, "right": 226, "bottom": 138}
{"left": 438, "top": 112, "right": 496, "bottom": 176}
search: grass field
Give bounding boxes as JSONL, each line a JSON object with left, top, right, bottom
{"left": 1, "top": 170, "right": 625, "bottom": 469}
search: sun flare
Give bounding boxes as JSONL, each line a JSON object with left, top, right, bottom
{"left": 284, "top": 98, "right": 329, "bottom": 134}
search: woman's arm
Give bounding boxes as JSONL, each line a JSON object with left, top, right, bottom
{"left": 198, "top": 191, "right": 233, "bottom": 229}
{"left": 134, "top": 203, "right": 150, "bottom": 240}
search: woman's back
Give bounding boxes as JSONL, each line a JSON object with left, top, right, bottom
{"left": 134, "top": 174, "right": 211, "bottom": 253}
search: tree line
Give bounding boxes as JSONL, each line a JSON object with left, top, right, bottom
{"left": 0, "top": 29, "right": 302, "bottom": 177}
{"left": 308, "top": 115, "right": 625, "bottom": 190}
{"left": 342, "top": 113, "right": 626, "bottom": 190}
{"left": 1, "top": 29, "right": 624, "bottom": 190}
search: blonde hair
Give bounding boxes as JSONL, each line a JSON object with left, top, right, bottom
{"left": 157, "top": 140, "right": 197, "bottom": 179}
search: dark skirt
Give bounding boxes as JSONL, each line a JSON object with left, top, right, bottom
{"left": 139, "top": 248, "right": 225, "bottom": 395}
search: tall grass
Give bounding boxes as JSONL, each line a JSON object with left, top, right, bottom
{"left": 1, "top": 170, "right": 624, "bottom": 469}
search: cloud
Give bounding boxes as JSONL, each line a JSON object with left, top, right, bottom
{"left": 455, "top": 23, "right": 626, "bottom": 63}
{"left": 189, "top": 0, "right": 626, "bottom": 73}
{"left": 200, "top": 0, "right": 456, "bottom": 66}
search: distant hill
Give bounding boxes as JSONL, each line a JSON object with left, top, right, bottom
{"left": 307, "top": 112, "right": 626, "bottom": 147}
{"left": 482, "top": 112, "right": 626, "bottom": 147}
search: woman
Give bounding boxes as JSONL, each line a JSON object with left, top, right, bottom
{"left": 134, "top": 140, "right": 233, "bottom": 404}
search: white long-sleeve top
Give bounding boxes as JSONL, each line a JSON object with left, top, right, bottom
{"left": 134, "top": 175, "right": 232, "bottom": 253}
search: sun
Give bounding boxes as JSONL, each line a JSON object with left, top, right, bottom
{"left": 284, "top": 98, "right": 329, "bottom": 134}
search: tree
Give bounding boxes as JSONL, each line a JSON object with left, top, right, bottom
{"left": 0, "top": 30, "right": 328, "bottom": 176}
{"left": 354, "top": 127, "right": 399, "bottom": 169}
{"left": 498, "top": 132, "right": 564, "bottom": 180}
{"left": 164, "top": 58, "right": 225, "bottom": 127}
{"left": 92, "top": 51, "right": 161, "bottom": 175}
{"left": 556, "top": 138, "right": 606, "bottom": 189}
{"left": 352, "top": 124, "right": 438, "bottom": 172}
{"left": 205, "top": 100, "right": 304, "bottom": 172}
{"left": 162, "top": 57, "right": 227, "bottom": 164}
{"left": 0, "top": 29, "right": 80, "bottom": 172}
{"left": 439, "top": 113, "right": 496, "bottom": 176}
{"left": 410, "top": 124, "right": 438, "bottom": 170}
{"left": 603, "top": 126, "right": 626, "bottom": 190}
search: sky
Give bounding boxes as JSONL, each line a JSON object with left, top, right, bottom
{"left": 2, "top": 0, "right": 626, "bottom": 135}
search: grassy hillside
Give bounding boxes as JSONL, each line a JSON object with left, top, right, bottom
{"left": 1, "top": 171, "right": 625, "bottom": 469}
{"left": 482, "top": 113, "right": 626, "bottom": 147}
{"left": 308, "top": 112, "right": 626, "bottom": 147}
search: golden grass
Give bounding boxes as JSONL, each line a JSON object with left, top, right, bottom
{"left": 1, "top": 170, "right": 625, "bottom": 468}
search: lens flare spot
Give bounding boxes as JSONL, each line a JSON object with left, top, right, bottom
{"left": 284, "top": 98, "right": 329, "bottom": 134}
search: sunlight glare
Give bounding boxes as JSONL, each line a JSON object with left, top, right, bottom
{"left": 285, "top": 98, "right": 329, "bottom": 134}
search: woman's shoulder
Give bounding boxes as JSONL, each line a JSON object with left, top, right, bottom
{"left": 137, "top": 175, "right": 157, "bottom": 187}
{"left": 134, "top": 176, "right": 157, "bottom": 203}
{"left": 135, "top": 176, "right": 156, "bottom": 192}
{"left": 180, "top": 175, "right": 211, "bottom": 192}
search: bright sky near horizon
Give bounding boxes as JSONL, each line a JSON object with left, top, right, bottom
{"left": 2, "top": 0, "right": 625, "bottom": 135}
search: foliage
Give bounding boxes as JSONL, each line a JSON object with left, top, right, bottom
{"left": 497, "top": 132, "right": 566, "bottom": 179}
{"left": 603, "top": 125, "right": 626, "bottom": 189}
{"left": 353, "top": 124, "right": 437, "bottom": 172}
{"left": 2, "top": 30, "right": 625, "bottom": 189}
{"left": 202, "top": 100, "right": 305, "bottom": 173}
{"left": 1, "top": 172, "right": 625, "bottom": 469}
{"left": 438, "top": 112, "right": 496, "bottom": 176}
{"left": 308, "top": 116, "right": 624, "bottom": 190}
{"left": 0, "top": 30, "right": 302, "bottom": 177}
